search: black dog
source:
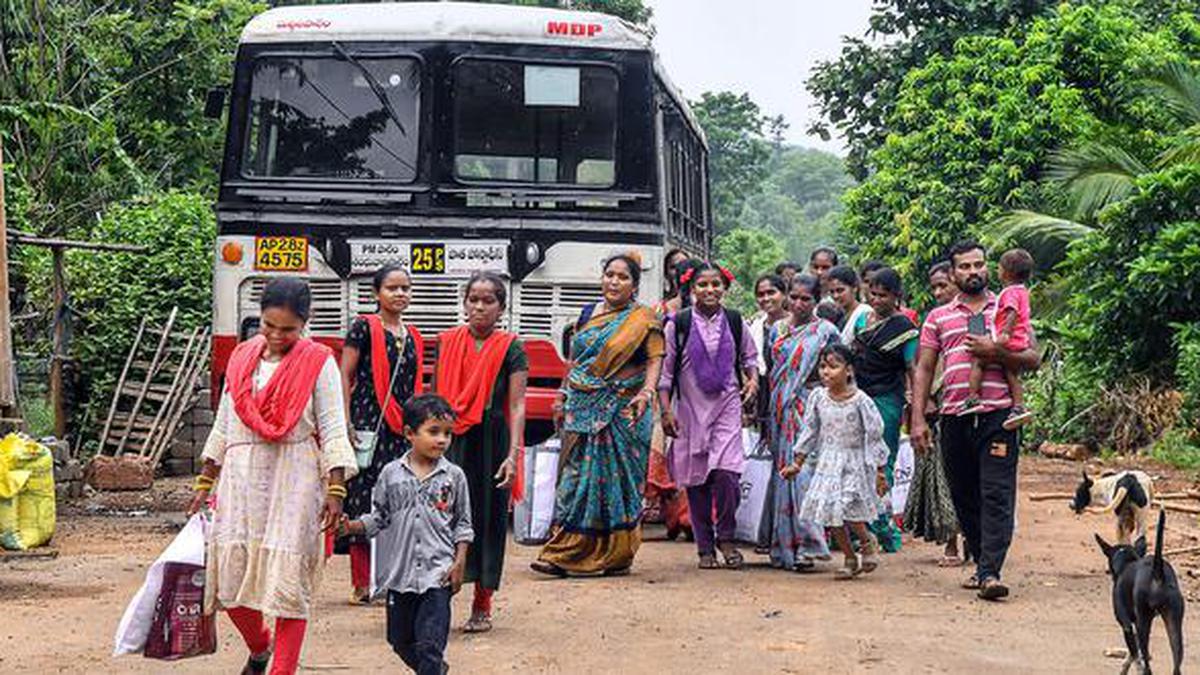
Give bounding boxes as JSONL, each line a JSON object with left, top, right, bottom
{"left": 1096, "top": 510, "right": 1185, "bottom": 674}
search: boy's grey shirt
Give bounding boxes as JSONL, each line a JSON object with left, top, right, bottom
{"left": 360, "top": 452, "right": 474, "bottom": 595}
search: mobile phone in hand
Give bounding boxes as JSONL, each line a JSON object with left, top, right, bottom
{"left": 967, "top": 313, "right": 987, "bottom": 336}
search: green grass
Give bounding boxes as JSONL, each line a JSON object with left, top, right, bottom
{"left": 1149, "top": 428, "right": 1200, "bottom": 470}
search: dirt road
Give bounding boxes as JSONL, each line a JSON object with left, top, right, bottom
{"left": 3, "top": 457, "right": 1198, "bottom": 673}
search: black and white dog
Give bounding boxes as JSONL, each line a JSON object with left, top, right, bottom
{"left": 1096, "top": 510, "right": 1185, "bottom": 675}
{"left": 1072, "top": 470, "right": 1154, "bottom": 545}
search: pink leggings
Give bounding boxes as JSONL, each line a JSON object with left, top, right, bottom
{"left": 226, "top": 606, "right": 308, "bottom": 675}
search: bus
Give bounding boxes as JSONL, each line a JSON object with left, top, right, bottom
{"left": 207, "top": 2, "right": 711, "bottom": 443}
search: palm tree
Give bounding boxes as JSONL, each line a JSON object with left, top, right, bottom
{"left": 990, "top": 62, "right": 1200, "bottom": 266}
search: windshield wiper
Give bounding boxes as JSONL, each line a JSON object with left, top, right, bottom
{"left": 331, "top": 41, "right": 408, "bottom": 137}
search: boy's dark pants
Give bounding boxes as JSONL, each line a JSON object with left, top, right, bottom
{"left": 388, "top": 588, "right": 451, "bottom": 675}
{"left": 940, "top": 410, "right": 1019, "bottom": 581}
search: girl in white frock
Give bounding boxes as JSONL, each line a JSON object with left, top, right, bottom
{"left": 781, "top": 343, "right": 889, "bottom": 579}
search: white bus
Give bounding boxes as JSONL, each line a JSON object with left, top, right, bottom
{"left": 206, "top": 2, "right": 711, "bottom": 442}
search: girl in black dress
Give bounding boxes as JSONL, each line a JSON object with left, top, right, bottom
{"left": 338, "top": 264, "right": 424, "bottom": 603}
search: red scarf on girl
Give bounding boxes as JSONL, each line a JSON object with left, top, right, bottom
{"left": 225, "top": 335, "right": 331, "bottom": 442}
{"left": 362, "top": 314, "right": 425, "bottom": 434}
{"left": 435, "top": 326, "right": 516, "bottom": 436}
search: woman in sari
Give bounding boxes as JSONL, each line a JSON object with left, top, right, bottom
{"left": 534, "top": 253, "right": 665, "bottom": 577}
{"left": 188, "top": 277, "right": 356, "bottom": 675}
{"left": 762, "top": 273, "right": 839, "bottom": 571}
{"left": 645, "top": 251, "right": 694, "bottom": 539}
{"left": 337, "top": 263, "right": 424, "bottom": 603}
{"left": 434, "top": 271, "right": 527, "bottom": 634}
{"left": 849, "top": 267, "right": 918, "bottom": 553}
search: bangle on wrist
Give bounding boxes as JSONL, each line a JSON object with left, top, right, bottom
{"left": 327, "top": 484, "right": 348, "bottom": 499}
{"left": 193, "top": 475, "right": 215, "bottom": 492}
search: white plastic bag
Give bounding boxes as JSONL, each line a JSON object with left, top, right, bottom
{"left": 113, "top": 513, "right": 209, "bottom": 656}
{"left": 512, "top": 439, "right": 561, "bottom": 545}
{"left": 734, "top": 429, "right": 772, "bottom": 545}
{"left": 890, "top": 436, "right": 915, "bottom": 515}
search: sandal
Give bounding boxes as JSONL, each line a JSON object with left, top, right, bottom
{"left": 241, "top": 650, "right": 271, "bottom": 675}
{"left": 834, "top": 556, "right": 862, "bottom": 580}
{"left": 462, "top": 612, "right": 493, "bottom": 633}
{"left": 698, "top": 553, "right": 721, "bottom": 570}
{"left": 961, "top": 574, "right": 981, "bottom": 590}
{"left": 350, "top": 586, "right": 371, "bottom": 605}
{"left": 718, "top": 544, "right": 745, "bottom": 570}
{"left": 938, "top": 552, "right": 964, "bottom": 567}
{"left": 860, "top": 554, "right": 880, "bottom": 574}
{"left": 977, "top": 577, "right": 1010, "bottom": 601}
{"left": 530, "top": 560, "right": 568, "bottom": 578}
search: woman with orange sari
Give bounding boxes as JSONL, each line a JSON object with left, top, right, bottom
{"left": 434, "top": 271, "right": 527, "bottom": 634}
{"left": 533, "top": 253, "right": 665, "bottom": 577}
{"left": 188, "top": 278, "right": 356, "bottom": 675}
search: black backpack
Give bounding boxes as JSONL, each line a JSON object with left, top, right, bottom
{"left": 671, "top": 307, "right": 744, "bottom": 397}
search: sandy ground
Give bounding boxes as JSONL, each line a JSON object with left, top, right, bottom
{"left": 3, "top": 456, "right": 1200, "bottom": 674}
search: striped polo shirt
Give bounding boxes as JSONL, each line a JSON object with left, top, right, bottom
{"left": 920, "top": 292, "right": 1014, "bottom": 416}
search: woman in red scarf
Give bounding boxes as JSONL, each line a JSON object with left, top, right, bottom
{"left": 337, "top": 264, "right": 423, "bottom": 603}
{"left": 434, "top": 271, "right": 527, "bottom": 634}
{"left": 187, "top": 277, "right": 356, "bottom": 675}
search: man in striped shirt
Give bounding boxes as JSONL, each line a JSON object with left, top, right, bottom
{"left": 910, "top": 241, "right": 1040, "bottom": 601}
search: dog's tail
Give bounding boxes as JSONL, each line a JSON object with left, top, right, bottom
{"left": 1153, "top": 508, "right": 1166, "bottom": 581}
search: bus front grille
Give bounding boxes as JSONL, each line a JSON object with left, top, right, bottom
{"left": 516, "top": 281, "right": 602, "bottom": 338}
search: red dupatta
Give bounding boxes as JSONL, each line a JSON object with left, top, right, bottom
{"left": 225, "top": 335, "right": 331, "bottom": 442}
{"left": 362, "top": 315, "right": 425, "bottom": 434}
{"left": 435, "top": 326, "right": 516, "bottom": 435}
{"left": 435, "top": 325, "right": 522, "bottom": 500}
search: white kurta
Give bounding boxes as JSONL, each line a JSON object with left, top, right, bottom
{"left": 202, "top": 356, "right": 356, "bottom": 619}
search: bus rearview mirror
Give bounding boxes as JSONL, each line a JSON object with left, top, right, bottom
{"left": 205, "top": 87, "right": 228, "bottom": 119}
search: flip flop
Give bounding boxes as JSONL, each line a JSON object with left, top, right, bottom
{"left": 529, "top": 560, "right": 568, "bottom": 578}
{"left": 978, "top": 577, "right": 1010, "bottom": 601}
{"left": 860, "top": 554, "right": 880, "bottom": 574}
{"left": 938, "top": 555, "right": 964, "bottom": 568}
{"left": 698, "top": 553, "right": 721, "bottom": 570}
{"left": 719, "top": 545, "right": 745, "bottom": 570}
{"left": 241, "top": 650, "right": 271, "bottom": 675}
{"left": 462, "top": 613, "right": 493, "bottom": 633}
{"left": 961, "top": 574, "right": 981, "bottom": 590}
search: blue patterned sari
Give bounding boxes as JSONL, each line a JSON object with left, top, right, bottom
{"left": 537, "top": 303, "right": 664, "bottom": 573}
{"left": 762, "top": 318, "right": 840, "bottom": 568}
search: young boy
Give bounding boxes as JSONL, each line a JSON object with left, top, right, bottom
{"left": 964, "top": 248, "right": 1035, "bottom": 430}
{"left": 340, "top": 393, "right": 472, "bottom": 675}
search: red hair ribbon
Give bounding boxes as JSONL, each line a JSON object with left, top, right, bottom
{"left": 680, "top": 267, "right": 696, "bottom": 285}
{"left": 719, "top": 266, "right": 736, "bottom": 285}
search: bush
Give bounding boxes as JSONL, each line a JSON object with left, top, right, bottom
{"left": 47, "top": 191, "right": 216, "bottom": 449}
{"left": 1177, "top": 322, "right": 1200, "bottom": 432}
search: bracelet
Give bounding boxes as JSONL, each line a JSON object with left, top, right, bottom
{"left": 327, "top": 484, "right": 348, "bottom": 499}
{"left": 193, "top": 475, "right": 215, "bottom": 492}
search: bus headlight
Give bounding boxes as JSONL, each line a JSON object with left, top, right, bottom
{"left": 525, "top": 242, "right": 541, "bottom": 266}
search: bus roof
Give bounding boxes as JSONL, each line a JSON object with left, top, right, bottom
{"left": 240, "top": 2, "right": 651, "bottom": 51}
{"left": 238, "top": 2, "right": 705, "bottom": 148}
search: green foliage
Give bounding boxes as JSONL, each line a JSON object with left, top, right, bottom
{"left": 737, "top": 147, "right": 852, "bottom": 261}
{"left": 1061, "top": 165, "right": 1200, "bottom": 377}
{"left": 839, "top": 3, "right": 1200, "bottom": 304}
{"left": 1149, "top": 428, "right": 1200, "bottom": 471}
{"left": 1025, "top": 340, "right": 1103, "bottom": 447}
{"left": 714, "top": 228, "right": 785, "bottom": 313}
{"left": 691, "top": 92, "right": 772, "bottom": 234}
{"left": 58, "top": 192, "right": 217, "bottom": 444}
{"left": 806, "top": 0, "right": 1057, "bottom": 178}
{"left": 1176, "top": 322, "right": 1200, "bottom": 430}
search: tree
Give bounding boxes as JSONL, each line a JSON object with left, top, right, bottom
{"left": 806, "top": 0, "right": 1058, "bottom": 178}
{"left": 738, "top": 147, "right": 852, "bottom": 261}
{"left": 715, "top": 228, "right": 785, "bottom": 313}
{"left": 691, "top": 92, "right": 771, "bottom": 234}
{"left": 993, "top": 63, "right": 1200, "bottom": 267}
{"left": 838, "top": 3, "right": 1200, "bottom": 297}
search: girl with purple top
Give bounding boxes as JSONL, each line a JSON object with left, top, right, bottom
{"left": 660, "top": 262, "right": 759, "bottom": 569}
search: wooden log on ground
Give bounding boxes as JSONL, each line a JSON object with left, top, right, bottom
{"left": 0, "top": 548, "right": 59, "bottom": 562}
{"left": 1156, "top": 501, "right": 1200, "bottom": 515}
{"left": 1028, "top": 492, "right": 1075, "bottom": 502}
{"left": 1164, "top": 544, "right": 1200, "bottom": 557}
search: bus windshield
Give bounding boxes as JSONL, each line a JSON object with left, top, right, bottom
{"left": 453, "top": 59, "right": 618, "bottom": 186}
{"left": 242, "top": 54, "right": 420, "bottom": 181}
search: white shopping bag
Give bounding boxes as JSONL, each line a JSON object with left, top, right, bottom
{"left": 734, "top": 429, "right": 772, "bottom": 545}
{"left": 890, "top": 436, "right": 915, "bottom": 516}
{"left": 513, "top": 439, "right": 561, "bottom": 545}
{"left": 113, "top": 513, "right": 209, "bottom": 656}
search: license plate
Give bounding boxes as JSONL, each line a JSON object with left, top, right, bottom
{"left": 409, "top": 243, "right": 446, "bottom": 275}
{"left": 254, "top": 236, "right": 308, "bottom": 271}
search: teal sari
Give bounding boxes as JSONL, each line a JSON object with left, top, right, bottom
{"left": 537, "top": 303, "right": 663, "bottom": 573}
